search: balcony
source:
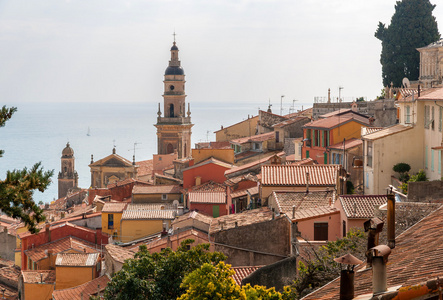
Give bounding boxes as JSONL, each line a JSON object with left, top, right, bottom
{"left": 157, "top": 116, "right": 192, "bottom": 124}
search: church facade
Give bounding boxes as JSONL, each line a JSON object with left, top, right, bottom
{"left": 155, "top": 39, "right": 193, "bottom": 159}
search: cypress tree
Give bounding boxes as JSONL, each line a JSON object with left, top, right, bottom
{"left": 375, "top": 0, "right": 440, "bottom": 87}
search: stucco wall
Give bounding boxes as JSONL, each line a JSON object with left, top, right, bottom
{"left": 408, "top": 181, "right": 443, "bottom": 202}
{"left": 191, "top": 148, "right": 235, "bottom": 165}
{"left": 211, "top": 217, "right": 290, "bottom": 267}
{"left": 296, "top": 212, "right": 341, "bottom": 241}
{"left": 0, "top": 230, "right": 16, "bottom": 261}
{"left": 120, "top": 219, "right": 168, "bottom": 243}
{"left": 24, "top": 283, "right": 54, "bottom": 300}
{"left": 183, "top": 163, "right": 230, "bottom": 189}
{"left": 215, "top": 116, "right": 259, "bottom": 142}
{"left": 55, "top": 266, "right": 95, "bottom": 290}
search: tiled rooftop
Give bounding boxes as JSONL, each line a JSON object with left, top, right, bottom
{"left": 261, "top": 164, "right": 340, "bottom": 186}
{"left": 292, "top": 206, "right": 338, "bottom": 221}
{"left": 290, "top": 158, "right": 315, "bottom": 166}
{"left": 105, "top": 244, "right": 135, "bottom": 264}
{"left": 190, "top": 180, "right": 226, "bottom": 192}
{"left": 209, "top": 207, "right": 275, "bottom": 234}
{"left": 327, "top": 138, "right": 362, "bottom": 150}
{"left": 271, "top": 190, "right": 336, "bottom": 220}
{"left": 304, "top": 115, "right": 369, "bottom": 129}
{"left": 172, "top": 210, "right": 213, "bottom": 226}
{"left": 122, "top": 210, "right": 176, "bottom": 221}
{"left": 224, "top": 173, "right": 259, "bottom": 186}
{"left": 21, "top": 270, "right": 56, "bottom": 284}
{"left": 230, "top": 186, "right": 259, "bottom": 199}
{"left": 231, "top": 265, "right": 263, "bottom": 285}
{"left": 126, "top": 203, "right": 176, "bottom": 211}
{"left": 230, "top": 132, "right": 275, "bottom": 145}
{"left": 339, "top": 195, "right": 387, "bottom": 219}
{"left": 135, "top": 159, "right": 154, "bottom": 178}
{"left": 184, "top": 157, "right": 233, "bottom": 172}
{"left": 102, "top": 202, "right": 127, "bottom": 213}
{"left": 56, "top": 253, "right": 99, "bottom": 267}
{"left": 52, "top": 275, "right": 110, "bottom": 300}
{"left": 272, "top": 116, "right": 309, "bottom": 128}
{"left": 132, "top": 184, "right": 181, "bottom": 194}
{"left": 416, "top": 86, "right": 443, "bottom": 100}
{"left": 0, "top": 266, "right": 20, "bottom": 285}
{"left": 188, "top": 192, "right": 227, "bottom": 204}
{"left": 224, "top": 152, "right": 285, "bottom": 176}
{"left": 303, "top": 205, "right": 443, "bottom": 299}
{"left": 25, "top": 236, "right": 100, "bottom": 262}
{"left": 362, "top": 124, "right": 412, "bottom": 140}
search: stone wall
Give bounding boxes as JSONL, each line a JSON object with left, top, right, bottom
{"left": 284, "top": 138, "right": 296, "bottom": 155}
{"left": 241, "top": 256, "right": 297, "bottom": 291}
{"left": 0, "top": 229, "right": 16, "bottom": 261}
{"left": 258, "top": 111, "right": 288, "bottom": 134}
{"left": 211, "top": 216, "right": 290, "bottom": 267}
{"left": 408, "top": 180, "right": 443, "bottom": 202}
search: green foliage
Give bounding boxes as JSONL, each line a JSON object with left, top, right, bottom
{"left": 356, "top": 97, "right": 365, "bottom": 102}
{"left": 393, "top": 163, "right": 411, "bottom": 175}
{"left": 346, "top": 181, "right": 355, "bottom": 194}
{"left": 103, "top": 240, "right": 226, "bottom": 300}
{"left": 398, "top": 169, "right": 427, "bottom": 194}
{"left": 375, "top": 0, "right": 440, "bottom": 87}
{"left": 288, "top": 229, "right": 366, "bottom": 298}
{"left": 179, "top": 262, "right": 290, "bottom": 300}
{"left": 0, "top": 106, "right": 53, "bottom": 233}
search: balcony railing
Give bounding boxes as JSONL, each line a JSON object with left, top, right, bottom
{"left": 157, "top": 116, "right": 192, "bottom": 124}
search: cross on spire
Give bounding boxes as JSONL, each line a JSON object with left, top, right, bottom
{"left": 172, "top": 31, "right": 177, "bottom": 43}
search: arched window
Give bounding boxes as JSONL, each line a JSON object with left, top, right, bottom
{"left": 169, "top": 104, "right": 174, "bottom": 117}
{"left": 184, "top": 143, "right": 187, "bottom": 157}
{"left": 167, "top": 143, "right": 174, "bottom": 154}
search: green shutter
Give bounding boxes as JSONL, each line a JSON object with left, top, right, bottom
{"left": 324, "top": 152, "right": 327, "bottom": 164}
{"left": 306, "top": 150, "right": 310, "bottom": 158}
{"left": 327, "top": 131, "right": 330, "bottom": 146}
{"left": 213, "top": 205, "right": 220, "bottom": 218}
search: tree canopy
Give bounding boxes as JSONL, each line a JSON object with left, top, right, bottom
{"left": 103, "top": 240, "right": 226, "bottom": 300}
{"left": 0, "top": 106, "right": 53, "bottom": 233}
{"left": 375, "top": 0, "right": 440, "bottom": 87}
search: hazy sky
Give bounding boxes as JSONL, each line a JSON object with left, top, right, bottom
{"left": 1, "top": 0, "right": 442, "bottom": 108}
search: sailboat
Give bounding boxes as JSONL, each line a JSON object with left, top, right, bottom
{"left": 87, "top": 127, "right": 91, "bottom": 136}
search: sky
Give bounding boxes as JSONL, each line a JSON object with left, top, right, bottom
{"left": 1, "top": 0, "right": 442, "bottom": 108}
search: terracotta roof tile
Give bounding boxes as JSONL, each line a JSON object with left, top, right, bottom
{"left": 273, "top": 116, "right": 309, "bottom": 128}
{"left": 416, "top": 86, "right": 443, "bottom": 100}
{"left": 25, "top": 236, "right": 101, "bottom": 262}
{"left": 225, "top": 152, "right": 285, "bottom": 176}
{"left": 231, "top": 132, "right": 275, "bottom": 145}
{"left": 327, "top": 138, "right": 362, "bottom": 150}
{"left": 104, "top": 244, "right": 135, "bottom": 264}
{"left": 135, "top": 159, "right": 154, "bottom": 178}
{"left": 292, "top": 206, "right": 338, "bottom": 221}
{"left": 304, "top": 115, "right": 369, "bottom": 129}
{"left": 56, "top": 253, "right": 99, "bottom": 267}
{"left": 232, "top": 266, "right": 263, "bottom": 285}
{"left": 209, "top": 207, "right": 275, "bottom": 234}
{"left": 0, "top": 258, "right": 15, "bottom": 268}
{"left": 21, "top": 270, "right": 55, "bottom": 284}
{"left": 339, "top": 195, "right": 387, "bottom": 219}
{"left": 122, "top": 210, "right": 176, "bottom": 220}
{"left": 271, "top": 190, "right": 336, "bottom": 220}
{"left": 126, "top": 203, "right": 176, "bottom": 211}
{"left": 261, "top": 164, "right": 340, "bottom": 186}
{"left": 0, "top": 282, "right": 18, "bottom": 299}
{"left": 190, "top": 181, "right": 226, "bottom": 192}
{"left": 0, "top": 266, "right": 20, "bottom": 285}
{"left": 52, "top": 275, "right": 110, "bottom": 300}
{"left": 102, "top": 202, "right": 127, "bottom": 213}
{"left": 302, "top": 205, "right": 443, "bottom": 299}
{"left": 172, "top": 211, "right": 213, "bottom": 227}
{"left": 362, "top": 124, "right": 412, "bottom": 140}
{"left": 189, "top": 192, "right": 227, "bottom": 204}
{"left": 184, "top": 157, "right": 233, "bottom": 172}
{"left": 289, "top": 158, "right": 315, "bottom": 166}
{"left": 132, "top": 184, "right": 181, "bottom": 194}
{"left": 230, "top": 186, "right": 259, "bottom": 199}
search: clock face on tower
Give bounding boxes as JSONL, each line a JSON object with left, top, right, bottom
{"left": 169, "top": 85, "right": 175, "bottom": 91}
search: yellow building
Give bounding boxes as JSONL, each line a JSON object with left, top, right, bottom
{"left": 214, "top": 115, "right": 259, "bottom": 142}
{"left": 191, "top": 148, "right": 235, "bottom": 165}
{"left": 101, "top": 202, "right": 127, "bottom": 241}
{"left": 132, "top": 185, "right": 182, "bottom": 204}
{"left": 55, "top": 252, "right": 101, "bottom": 290}
{"left": 19, "top": 270, "right": 55, "bottom": 300}
{"left": 120, "top": 204, "right": 177, "bottom": 243}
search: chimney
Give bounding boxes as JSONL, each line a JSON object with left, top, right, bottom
{"left": 305, "top": 171, "right": 310, "bottom": 193}
{"left": 418, "top": 84, "right": 421, "bottom": 97}
{"left": 387, "top": 193, "right": 395, "bottom": 249}
{"left": 292, "top": 205, "right": 296, "bottom": 219}
{"left": 369, "top": 245, "right": 391, "bottom": 295}
{"left": 195, "top": 176, "right": 201, "bottom": 186}
{"left": 364, "top": 217, "right": 384, "bottom": 267}
{"left": 334, "top": 254, "right": 363, "bottom": 300}
{"left": 45, "top": 223, "right": 51, "bottom": 242}
{"left": 328, "top": 88, "right": 331, "bottom": 103}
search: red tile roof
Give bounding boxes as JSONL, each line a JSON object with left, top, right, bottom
{"left": 303, "top": 205, "right": 443, "bottom": 299}
{"left": 122, "top": 210, "right": 176, "bottom": 221}
{"left": 273, "top": 116, "right": 309, "bottom": 128}
{"left": 0, "top": 266, "right": 20, "bottom": 285}
{"left": 292, "top": 206, "right": 338, "bottom": 221}
{"left": 224, "top": 152, "right": 285, "bottom": 176}
{"left": 289, "top": 158, "right": 315, "bottom": 166}
{"left": 327, "top": 138, "right": 362, "bottom": 150}
{"left": 209, "top": 207, "right": 275, "bottom": 234}
{"left": 136, "top": 159, "right": 154, "bottom": 178}
{"left": 339, "top": 195, "right": 387, "bottom": 219}
{"left": 52, "top": 275, "right": 110, "bottom": 300}
{"left": 230, "top": 186, "right": 259, "bottom": 199}
{"left": 25, "top": 236, "right": 100, "bottom": 262}
{"left": 184, "top": 157, "right": 233, "bottom": 172}
{"left": 304, "top": 115, "right": 369, "bottom": 129}
{"left": 190, "top": 181, "right": 226, "bottom": 192}
{"left": 231, "top": 132, "right": 275, "bottom": 145}
{"left": 132, "top": 184, "right": 181, "bottom": 194}
{"left": 102, "top": 202, "right": 127, "bottom": 213}
{"left": 362, "top": 124, "right": 412, "bottom": 140}
{"left": 56, "top": 253, "right": 100, "bottom": 267}
{"left": 232, "top": 266, "right": 263, "bottom": 285}
{"left": 261, "top": 164, "right": 340, "bottom": 186}
{"left": 21, "top": 270, "right": 55, "bottom": 284}
{"left": 126, "top": 203, "right": 177, "bottom": 211}
{"left": 188, "top": 192, "right": 227, "bottom": 204}
{"left": 416, "top": 86, "right": 443, "bottom": 100}
{"left": 270, "top": 190, "right": 336, "bottom": 220}
{"left": 172, "top": 211, "right": 213, "bottom": 227}
{"left": 105, "top": 244, "right": 135, "bottom": 264}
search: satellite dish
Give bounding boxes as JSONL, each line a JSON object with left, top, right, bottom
{"left": 173, "top": 200, "right": 179, "bottom": 207}
{"left": 402, "top": 77, "right": 410, "bottom": 88}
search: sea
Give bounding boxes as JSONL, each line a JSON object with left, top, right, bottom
{"left": 0, "top": 101, "right": 311, "bottom": 204}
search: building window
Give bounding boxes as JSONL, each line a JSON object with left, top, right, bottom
{"left": 431, "top": 149, "right": 435, "bottom": 172}
{"left": 321, "top": 131, "right": 325, "bottom": 147}
{"left": 314, "top": 222, "right": 328, "bottom": 241}
{"left": 162, "top": 194, "right": 168, "bottom": 200}
{"left": 343, "top": 220, "right": 346, "bottom": 238}
{"left": 275, "top": 131, "right": 280, "bottom": 143}
{"left": 405, "top": 105, "right": 411, "bottom": 124}
{"left": 439, "top": 107, "right": 442, "bottom": 132}
{"left": 432, "top": 106, "right": 435, "bottom": 130}
{"left": 306, "top": 150, "right": 310, "bottom": 158}
{"left": 108, "top": 214, "right": 114, "bottom": 229}
{"left": 367, "top": 142, "right": 373, "bottom": 167}
{"left": 424, "top": 105, "right": 430, "bottom": 129}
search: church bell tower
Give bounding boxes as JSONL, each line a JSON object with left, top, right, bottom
{"left": 58, "top": 142, "right": 78, "bottom": 199}
{"left": 155, "top": 36, "right": 193, "bottom": 159}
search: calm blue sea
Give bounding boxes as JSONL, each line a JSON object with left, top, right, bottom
{"left": 0, "top": 101, "right": 310, "bottom": 204}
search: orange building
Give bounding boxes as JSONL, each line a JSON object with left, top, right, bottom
{"left": 302, "top": 113, "right": 369, "bottom": 164}
{"left": 55, "top": 252, "right": 101, "bottom": 290}
{"left": 182, "top": 157, "right": 233, "bottom": 189}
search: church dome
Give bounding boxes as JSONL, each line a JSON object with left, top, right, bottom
{"left": 171, "top": 44, "right": 179, "bottom": 51}
{"left": 165, "top": 66, "right": 184, "bottom": 76}
{"left": 62, "top": 142, "right": 74, "bottom": 157}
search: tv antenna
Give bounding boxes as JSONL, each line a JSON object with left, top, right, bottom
{"left": 338, "top": 86, "right": 344, "bottom": 103}
{"left": 129, "top": 142, "right": 142, "bottom": 157}
{"left": 280, "top": 95, "right": 285, "bottom": 115}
